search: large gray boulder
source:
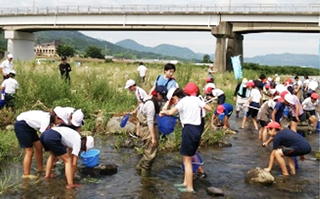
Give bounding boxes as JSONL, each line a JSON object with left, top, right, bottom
{"left": 247, "top": 167, "right": 274, "bottom": 184}
{"left": 105, "top": 116, "right": 136, "bottom": 134}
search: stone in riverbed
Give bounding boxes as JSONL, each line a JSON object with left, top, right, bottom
{"left": 247, "top": 167, "right": 274, "bottom": 185}
{"left": 206, "top": 186, "right": 224, "bottom": 196}
{"left": 79, "top": 163, "right": 118, "bottom": 177}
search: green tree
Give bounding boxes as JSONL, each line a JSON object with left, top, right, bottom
{"left": 56, "top": 44, "right": 75, "bottom": 57}
{"left": 202, "top": 54, "right": 211, "bottom": 63}
{"left": 85, "top": 46, "right": 104, "bottom": 59}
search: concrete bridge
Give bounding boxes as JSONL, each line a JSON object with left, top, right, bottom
{"left": 0, "top": 4, "right": 319, "bottom": 71}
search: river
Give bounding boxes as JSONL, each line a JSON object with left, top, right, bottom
{"left": 1, "top": 116, "right": 319, "bottom": 199}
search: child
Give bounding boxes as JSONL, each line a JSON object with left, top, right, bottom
{"left": 205, "top": 87, "right": 225, "bottom": 105}
{"left": 233, "top": 78, "right": 249, "bottom": 117}
{"left": 302, "top": 93, "right": 319, "bottom": 129}
{"left": 207, "top": 64, "right": 217, "bottom": 83}
{"left": 211, "top": 103, "right": 233, "bottom": 129}
{"left": 1, "top": 70, "right": 18, "bottom": 111}
{"left": 14, "top": 109, "right": 66, "bottom": 178}
{"left": 40, "top": 126, "right": 94, "bottom": 188}
{"left": 241, "top": 81, "right": 261, "bottom": 130}
{"left": 137, "top": 62, "right": 147, "bottom": 83}
{"left": 286, "top": 93, "right": 304, "bottom": 132}
{"left": 204, "top": 78, "right": 215, "bottom": 93}
{"left": 264, "top": 122, "right": 311, "bottom": 176}
{"left": 160, "top": 88, "right": 212, "bottom": 193}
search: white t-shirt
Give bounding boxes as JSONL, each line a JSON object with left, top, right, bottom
{"left": 135, "top": 87, "right": 148, "bottom": 103}
{"left": 302, "top": 97, "right": 319, "bottom": 111}
{"left": 16, "top": 110, "right": 50, "bottom": 133}
{"left": 137, "top": 65, "right": 147, "bottom": 77}
{"left": 175, "top": 96, "right": 206, "bottom": 125}
{"left": 250, "top": 88, "right": 261, "bottom": 103}
{"left": 52, "top": 126, "right": 81, "bottom": 156}
{"left": 211, "top": 89, "right": 224, "bottom": 97}
{"left": 1, "top": 78, "right": 19, "bottom": 94}
{"left": 0, "top": 60, "right": 13, "bottom": 75}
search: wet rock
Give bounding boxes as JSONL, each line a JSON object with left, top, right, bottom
{"left": 5, "top": 124, "right": 14, "bottom": 131}
{"left": 206, "top": 186, "right": 224, "bottom": 196}
{"left": 218, "top": 141, "right": 232, "bottom": 147}
{"left": 274, "top": 176, "right": 305, "bottom": 193}
{"left": 106, "top": 116, "right": 136, "bottom": 134}
{"left": 247, "top": 167, "right": 274, "bottom": 184}
{"left": 79, "top": 163, "right": 118, "bottom": 177}
{"left": 296, "top": 125, "right": 313, "bottom": 134}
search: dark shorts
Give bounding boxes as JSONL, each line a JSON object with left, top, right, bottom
{"left": 227, "top": 110, "right": 233, "bottom": 117}
{"left": 4, "top": 93, "right": 15, "bottom": 108}
{"left": 282, "top": 146, "right": 311, "bottom": 157}
{"left": 291, "top": 114, "right": 305, "bottom": 122}
{"left": 14, "top": 120, "right": 39, "bottom": 148}
{"left": 245, "top": 102, "right": 260, "bottom": 118}
{"left": 40, "top": 129, "right": 67, "bottom": 157}
{"left": 180, "top": 124, "right": 202, "bottom": 156}
{"left": 305, "top": 110, "right": 316, "bottom": 119}
{"left": 217, "top": 94, "right": 226, "bottom": 105}
{"left": 259, "top": 120, "right": 268, "bottom": 127}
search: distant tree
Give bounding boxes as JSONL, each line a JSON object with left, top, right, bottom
{"left": 85, "top": 46, "right": 104, "bottom": 59}
{"left": 56, "top": 44, "right": 75, "bottom": 57}
{"left": 202, "top": 54, "right": 211, "bottom": 63}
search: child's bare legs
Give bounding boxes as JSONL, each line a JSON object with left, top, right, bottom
{"left": 33, "top": 141, "right": 43, "bottom": 172}
{"left": 264, "top": 150, "right": 276, "bottom": 172}
{"left": 59, "top": 153, "right": 75, "bottom": 188}
{"left": 287, "top": 157, "right": 296, "bottom": 175}
{"left": 241, "top": 116, "right": 248, "bottom": 128}
{"left": 252, "top": 118, "right": 258, "bottom": 130}
{"left": 23, "top": 147, "right": 34, "bottom": 175}
{"left": 198, "top": 166, "right": 204, "bottom": 174}
{"left": 182, "top": 155, "right": 194, "bottom": 192}
{"left": 274, "top": 149, "right": 289, "bottom": 175}
{"left": 258, "top": 127, "right": 263, "bottom": 140}
{"left": 45, "top": 153, "right": 56, "bottom": 178}
{"left": 136, "top": 122, "right": 141, "bottom": 137}
{"left": 290, "top": 121, "right": 298, "bottom": 132}
{"left": 262, "top": 127, "right": 268, "bottom": 142}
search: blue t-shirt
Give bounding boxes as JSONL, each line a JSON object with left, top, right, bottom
{"left": 273, "top": 129, "right": 311, "bottom": 152}
{"left": 214, "top": 103, "right": 233, "bottom": 116}
{"left": 274, "top": 101, "right": 285, "bottom": 122}
{"left": 154, "top": 75, "right": 177, "bottom": 91}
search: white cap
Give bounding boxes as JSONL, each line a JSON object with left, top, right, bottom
{"left": 166, "top": 88, "right": 177, "bottom": 101}
{"left": 273, "top": 96, "right": 281, "bottom": 101}
{"left": 86, "top": 136, "right": 94, "bottom": 151}
{"left": 125, "top": 79, "right": 135, "bottom": 89}
{"left": 7, "top": 54, "right": 13, "bottom": 59}
{"left": 53, "top": 106, "right": 69, "bottom": 124}
{"left": 9, "top": 70, "right": 16, "bottom": 75}
{"left": 242, "top": 78, "right": 248, "bottom": 87}
{"left": 71, "top": 109, "right": 84, "bottom": 127}
{"left": 284, "top": 94, "right": 294, "bottom": 105}
{"left": 267, "top": 77, "right": 273, "bottom": 82}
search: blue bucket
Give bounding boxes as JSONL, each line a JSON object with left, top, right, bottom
{"left": 81, "top": 149, "right": 100, "bottom": 167}
{"left": 156, "top": 114, "right": 178, "bottom": 135}
{"left": 120, "top": 114, "right": 130, "bottom": 128}
{"left": 181, "top": 152, "right": 204, "bottom": 173}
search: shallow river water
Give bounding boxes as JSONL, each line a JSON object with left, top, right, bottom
{"left": 1, "top": 116, "right": 319, "bottom": 199}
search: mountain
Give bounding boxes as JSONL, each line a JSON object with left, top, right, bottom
{"left": 115, "top": 39, "right": 210, "bottom": 61}
{"left": 244, "top": 53, "right": 319, "bottom": 68}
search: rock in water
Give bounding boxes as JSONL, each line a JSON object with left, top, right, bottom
{"left": 247, "top": 167, "right": 274, "bottom": 184}
{"left": 79, "top": 163, "right": 118, "bottom": 177}
{"left": 206, "top": 186, "right": 224, "bottom": 196}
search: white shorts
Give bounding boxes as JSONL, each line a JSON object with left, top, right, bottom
{"left": 236, "top": 96, "right": 248, "bottom": 112}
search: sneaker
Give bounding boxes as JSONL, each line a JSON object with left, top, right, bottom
{"left": 174, "top": 183, "right": 186, "bottom": 188}
{"left": 197, "top": 172, "right": 207, "bottom": 178}
{"left": 177, "top": 187, "right": 196, "bottom": 193}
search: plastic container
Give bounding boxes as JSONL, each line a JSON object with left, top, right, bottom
{"left": 156, "top": 114, "right": 178, "bottom": 135}
{"left": 81, "top": 149, "right": 100, "bottom": 167}
{"left": 120, "top": 114, "right": 130, "bottom": 128}
{"left": 181, "top": 152, "right": 204, "bottom": 173}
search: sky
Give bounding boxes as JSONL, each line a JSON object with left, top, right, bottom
{"left": 5, "top": 0, "right": 320, "bottom": 57}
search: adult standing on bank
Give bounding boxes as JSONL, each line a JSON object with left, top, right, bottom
{"left": 207, "top": 64, "right": 217, "bottom": 83}
{"left": 0, "top": 54, "right": 14, "bottom": 80}
{"left": 59, "top": 56, "right": 71, "bottom": 84}
{"left": 137, "top": 62, "right": 148, "bottom": 83}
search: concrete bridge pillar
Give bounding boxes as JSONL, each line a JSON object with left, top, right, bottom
{"left": 211, "top": 22, "right": 232, "bottom": 72}
{"left": 227, "top": 33, "right": 244, "bottom": 71}
{"left": 4, "top": 30, "right": 36, "bottom": 61}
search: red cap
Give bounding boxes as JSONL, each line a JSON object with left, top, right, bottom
{"left": 265, "top": 84, "right": 270, "bottom": 89}
{"left": 206, "top": 78, "right": 211, "bottom": 83}
{"left": 205, "top": 87, "right": 213, "bottom": 94}
{"left": 247, "top": 81, "right": 255, "bottom": 87}
{"left": 265, "top": 122, "right": 281, "bottom": 129}
{"left": 280, "top": 91, "right": 288, "bottom": 99}
{"left": 278, "top": 97, "right": 283, "bottom": 102}
{"left": 184, "top": 83, "right": 198, "bottom": 96}
{"left": 216, "top": 105, "right": 225, "bottom": 114}
{"left": 286, "top": 78, "right": 292, "bottom": 84}
{"left": 311, "top": 92, "right": 319, "bottom": 99}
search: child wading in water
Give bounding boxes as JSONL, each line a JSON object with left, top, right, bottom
{"left": 160, "top": 88, "right": 212, "bottom": 193}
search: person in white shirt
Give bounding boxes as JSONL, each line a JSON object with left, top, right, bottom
{"left": 302, "top": 93, "right": 319, "bottom": 129}
{"left": 241, "top": 81, "right": 261, "bottom": 130}
{"left": 0, "top": 54, "right": 13, "bottom": 79}
{"left": 205, "top": 87, "right": 225, "bottom": 105}
{"left": 125, "top": 79, "right": 148, "bottom": 114}
{"left": 14, "top": 109, "right": 67, "bottom": 178}
{"left": 1, "top": 70, "right": 19, "bottom": 111}
{"left": 40, "top": 126, "right": 94, "bottom": 189}
{"left": 137, "top": 62, "right": 148, "bottom": 83}
{"left": 160, "top": 88, "right": 212, "bottom": 193}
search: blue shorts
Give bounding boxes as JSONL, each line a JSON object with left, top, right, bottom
{"left": 14, "top": 120, "right": 39, "bottom": 148}
{"left": 282, "top": 147, "right": 311, "bottom": 157}
{"left": 40, "top": 129, "right": 67, "bottom": 157}
{"left": 217, "top": 94, "right": 226, "bottom": 105}
{"left": 245, "top": 102, "right": 260, "bottom": 118}
{"left": 180, "top": 124, "right": 202, "bottom": 156}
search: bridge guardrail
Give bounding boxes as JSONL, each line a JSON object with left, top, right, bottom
{"left": 0, "top": 4, "right": 320, "bottom": 15}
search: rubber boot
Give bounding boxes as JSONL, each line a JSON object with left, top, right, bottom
{"left": 141, "top": 169, "right": 151, "bottom": 177}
